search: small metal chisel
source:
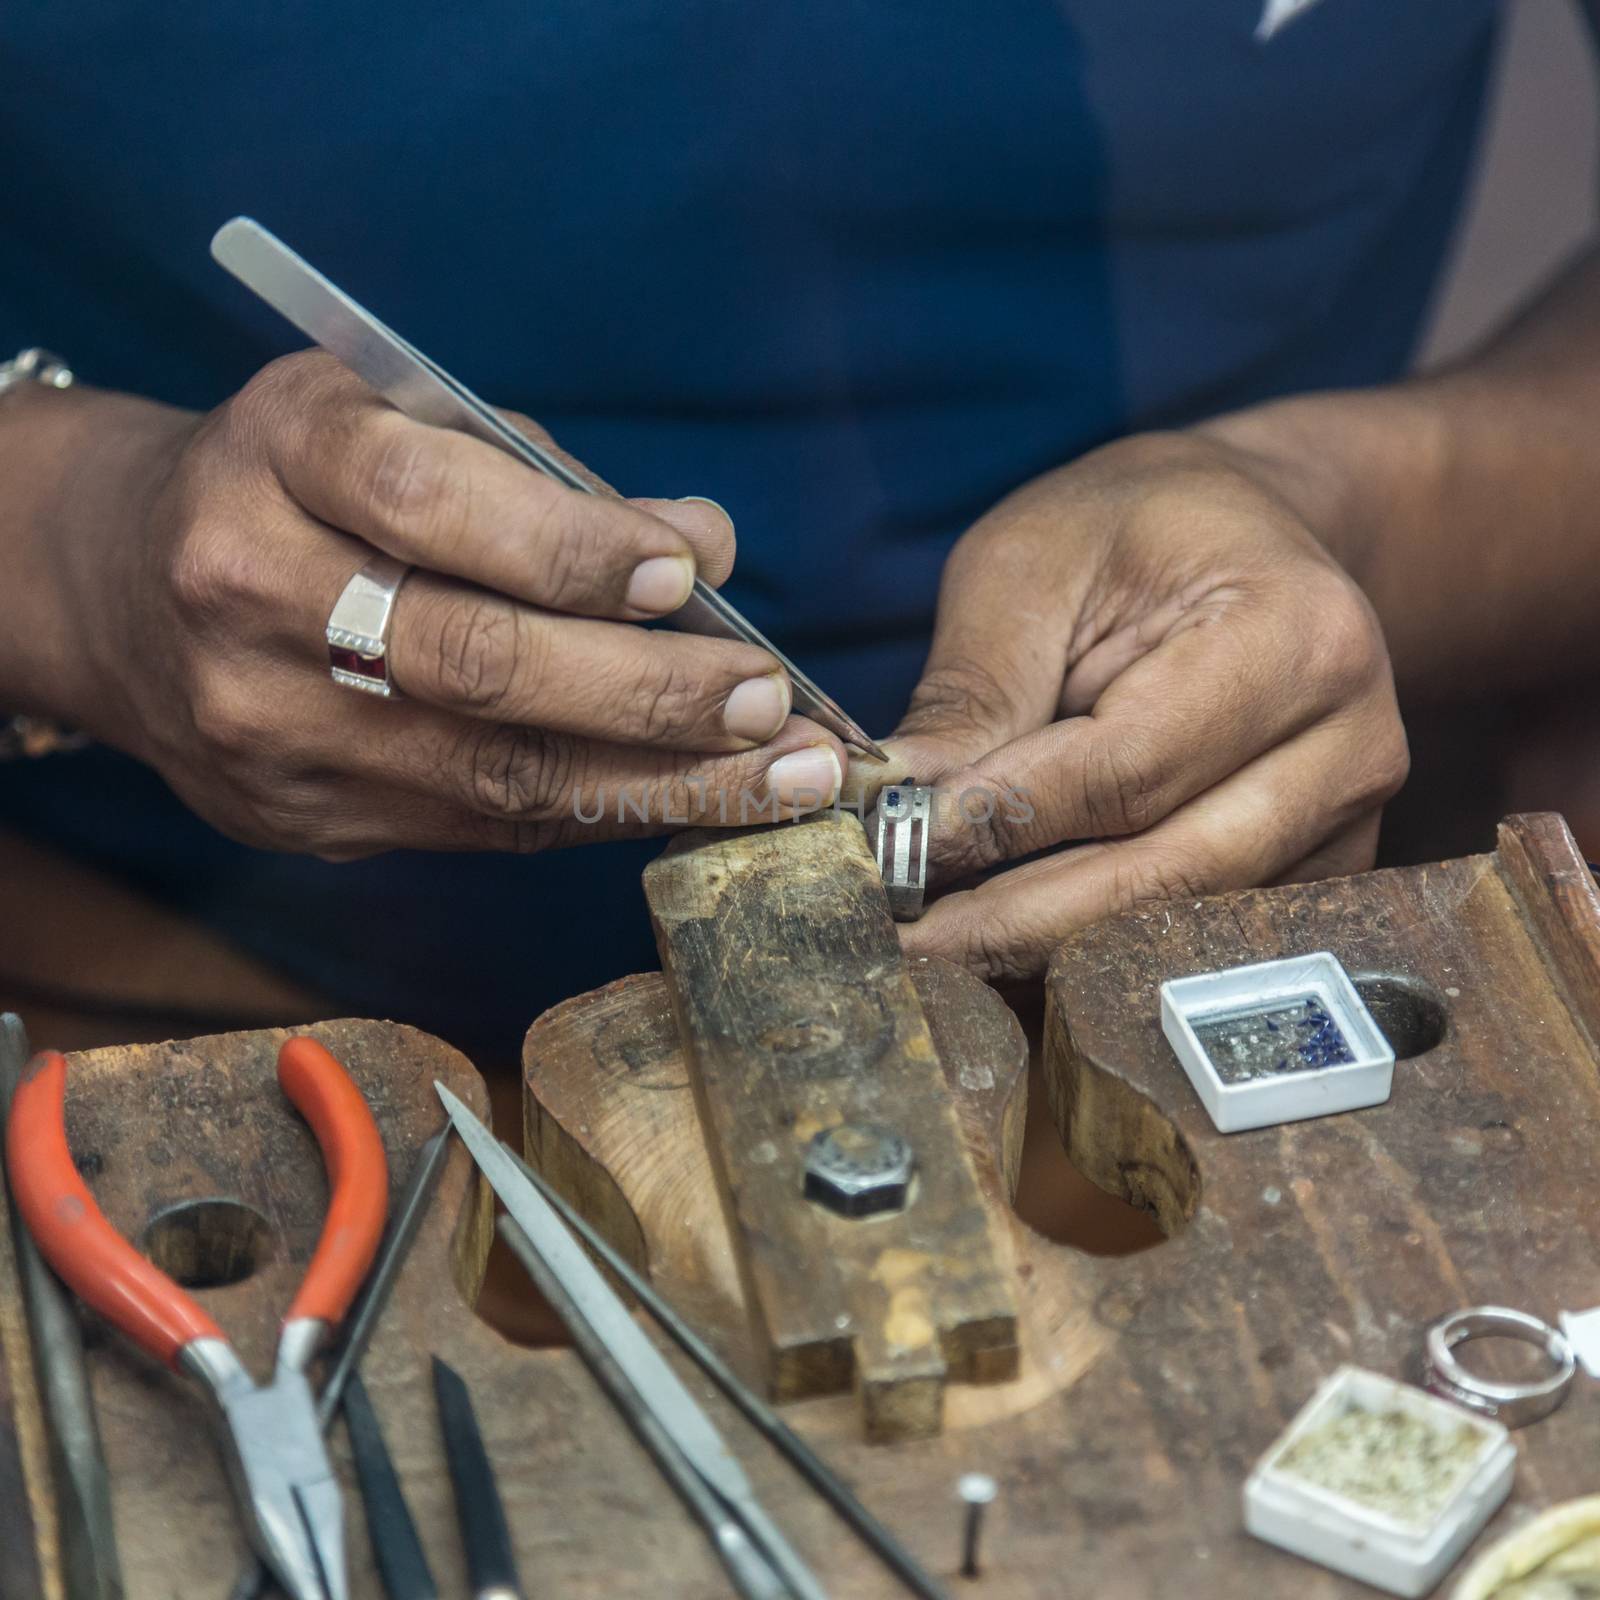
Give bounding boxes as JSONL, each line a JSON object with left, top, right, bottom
{"left": 432, "top": 1357, "right": 525, "bottom": 1600}
{"left": 344, "top": 1373, "right": 437, "bottom": 1600}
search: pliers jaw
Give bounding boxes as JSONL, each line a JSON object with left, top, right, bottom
{"left": 183, "top": 1339, "right": 347, "bottom": 1600}
{"left": 7, "top": 1038, "right": 388, "bottom": 1600}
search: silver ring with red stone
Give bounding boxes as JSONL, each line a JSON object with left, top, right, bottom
{"left": 325, "top": 554, "right": 411, "bottom": 698}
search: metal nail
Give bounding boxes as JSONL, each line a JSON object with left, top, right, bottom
{"left": 956, "top": 1474, "right": 997, "bottom": 1579}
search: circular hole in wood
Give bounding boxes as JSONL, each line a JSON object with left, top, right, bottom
{"left": 1352, "top": 975, "right": 1449, "bottom": 1060}
{"left": 141, "top": 1198, "right": 274, "bottom": 1289}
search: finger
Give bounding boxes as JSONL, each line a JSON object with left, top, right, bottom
{"left": 900, "top": 720, "right": 1402, "bottom": 983}
{"left": 305, "top": 775, "right": 829, "bottom": 860}
{"left": 293, "top": 687, "right": 847, "bottom": 836}
{"left": 631, "top": 497, "right": 738, "bottom": 589}
{"left": 262, "top": 357, "right": 704, "bottom": 620}
{"left": 886, "top": 529, "right": 1074, "bottom": 773}
{"left": 919, "top": 574, "right": 1396, "bottom": 880}
{"left": 1268, "top": 812, "right": 1381, "bottom": 885}
{"left": 282, "top": 528, "right": 789, "bottom": 751}
{"left": 382, "top": 572, "right": 798, "bottom": 749}
{"left": 839, "top": 743, "right": 920, "bottom": 816}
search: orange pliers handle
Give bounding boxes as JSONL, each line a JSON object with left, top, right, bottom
{"left": 277, "top": 1036, "right": 389, "bottom": 1328}
{"left": 6, "top": 1037, "right": 389, "bottom": 1368}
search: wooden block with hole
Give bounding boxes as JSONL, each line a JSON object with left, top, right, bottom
{"left": 9, "top": 814, "right": 1600, "bottom": 1597}
{"left": 643, "top": 813, "right": 1018, "bottom": 1441}
{"left": 524, "top": 813, "right": 1600, "bottom": 1595}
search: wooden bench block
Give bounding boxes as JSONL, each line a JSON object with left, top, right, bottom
{"left": 643, "top": 815, "right": 1019, "bottom": 1440}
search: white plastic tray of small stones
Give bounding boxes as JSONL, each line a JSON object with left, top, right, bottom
{"left": 1160, "top": 951, "right": 1395, "bottom": 1133}
{"left": 1244, "top": 1366, "right": 1515, "bottom": 1598}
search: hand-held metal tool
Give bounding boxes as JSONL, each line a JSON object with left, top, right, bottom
{"left": 7, "top": 1036, "right": 390, "bottom": 1600}
{"left": 210, "top": 216, "right": 889, "bottom": 763}
{"left": 495, "top": 1216, "right": 788, "bottom": 1600}
{"left": 343, "top": 1373, "right": 437, "bottom": 1600}
{"left": 434, "top": 1082, "right": 829, "bottom": 1600}
{"left": 229, "top": 1124, "right": 452, "bottom": 1600}
{"left": 431, "top": 1357, "right": 525, "bottom": 1600}
{"left": 502, "top": 1147, "right": 947, "bottom": 1600}
{"left": 0, "top": 1015, "right": 124, "bottom": 1600}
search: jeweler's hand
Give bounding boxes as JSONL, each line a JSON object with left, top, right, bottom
{"left": 44, "top": 353, "right": 844, "bottom": 856}
{"left": 876, "top": 432, "right": 1408, "bottom": 981}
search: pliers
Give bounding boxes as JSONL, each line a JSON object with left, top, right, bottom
{"left": 6, "top": 1036, "right": 389, "bottom": 1600}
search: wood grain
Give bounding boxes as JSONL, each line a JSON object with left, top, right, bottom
{"left": 0, "top": 1164, "right": 50, "bottom": 1600}
{"left": 10, "top": 815, "right": 1600, "bottom": 1598}
{"left": 1494, "top": 811, "right": 1600, "bottom": 1054}
{"left": 523, "top": 813, "right": 1600, "bottom": 1597}
{"left": 522, "top": 956, "right": 1073, "bottom": 1446}
{"left": 644, "top": 815, "right": 1018, "bottom": 1440}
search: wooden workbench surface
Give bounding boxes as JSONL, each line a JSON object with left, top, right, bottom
{"left": 4, "top": 813, "right": 1600, "bottom": 1598}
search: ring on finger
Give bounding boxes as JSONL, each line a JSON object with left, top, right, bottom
{"left": 871, "top": 783, "right": 934, "bottom": 921}
{"left": 326, "top": 554, "right": 411, "bottom": 698}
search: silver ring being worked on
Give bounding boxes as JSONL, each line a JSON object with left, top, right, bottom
{"left": 1425, "top": 1306, "right": 1576, "bottom": 1428}
{"left": 325, "top": 555, "right": 412, "bottom": 698}
{"left": 871, "top": 784, "right": 933, "bottom": 921}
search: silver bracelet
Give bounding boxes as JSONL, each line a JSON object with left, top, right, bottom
{"left": 0, "top": 347, "right": 73, "bottom": 399}
{"left": 0, "top": 715, "right": 89, "bottom": 760}
{"left": 2, "top": 349, "right": 87, "bottom": 758}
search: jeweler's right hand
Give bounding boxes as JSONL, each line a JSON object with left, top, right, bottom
{"left": 45, "top": 352, "right": 845, "bottom": 856}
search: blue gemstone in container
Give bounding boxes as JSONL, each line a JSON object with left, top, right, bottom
{"left": 1190, "top": 995, "right": 1355, "bottom": 1084}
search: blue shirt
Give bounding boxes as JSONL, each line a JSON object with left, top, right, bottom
{"left": 0, "top": 2, "right": 1499, "bottom": 1057}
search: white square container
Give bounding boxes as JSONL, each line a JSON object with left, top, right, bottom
{"left": 1160, "top": 952, "right": 1395, "bottom": 1133}
{"left": 1244, "top": 1366, "right": 1516, "bottom": 1598}
{"left": 1559, "top": 1306, "right": 1600, "bottom": 1378}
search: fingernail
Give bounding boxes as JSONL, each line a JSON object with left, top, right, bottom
{"left": 765, "top": 744, "right": 842, "bottom": 809}
{"left": 626, "top": 555, "right": 695, "bottom": 614}
{"left": 676, "top": 494, "right": 732, "bottom": 524}
{"left": 724, "top": 673, "right": 791, "bottom": 742}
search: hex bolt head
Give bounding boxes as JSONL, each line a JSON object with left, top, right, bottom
{"left": 802, "top": 1123, "right": 915, "bottom": 1218}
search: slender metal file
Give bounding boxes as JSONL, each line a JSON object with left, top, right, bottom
{"left": 1, "top": 1014, "right": 123, "bottom": 1600}
{"left": 431, "top": 1358, "right": 523, "bottom": 1600}
{"left": 496, "top": 1216, "right": 787, "bottom": 1600}
{"left": 434, "top": 1082, "right": 828, "bottom": 1600}
{"left": 211, "top": 217, "right": 888, "bottom": 763}
{"left": 343, "top": 1374, "right": 437, "bottom": 1600}
{"left": 502, "top": 1146, "right": 946, "bottom": 1600}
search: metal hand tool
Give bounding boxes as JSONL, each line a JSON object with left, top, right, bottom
{"left": 496, "top": 1216, "right": 787, "bottom": 1600}
{"left": 431, "top": 1357, "right": 524, "bottom": 1600}
{"left": 435, "top": 1083, "right": 829, "bottom": 1600}
{"left": 502, "top": 1147, "right": 947, "bottom": 1600}
{"left": 229, "top": 1124, "right": 452, "bottom": 1600}
{"left": 7, "top": 1036, "right": 391, "bottom": 1600}
{"left": 0, "top": 1014, "right": 123, "bottom": 1600}
{"left": 210, "top": 217, "right": 889, "bottom": 764}
{"left": 343, "top": 1373, "right": 437, "bottom": 1600}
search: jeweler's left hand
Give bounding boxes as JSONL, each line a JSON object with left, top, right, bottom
{"left": 878, "top": 431, "right": 1409, "bottom": 981}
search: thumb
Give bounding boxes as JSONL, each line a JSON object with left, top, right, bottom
{"left": 888, "top": 558, "right": 1068, "bottom": 781}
